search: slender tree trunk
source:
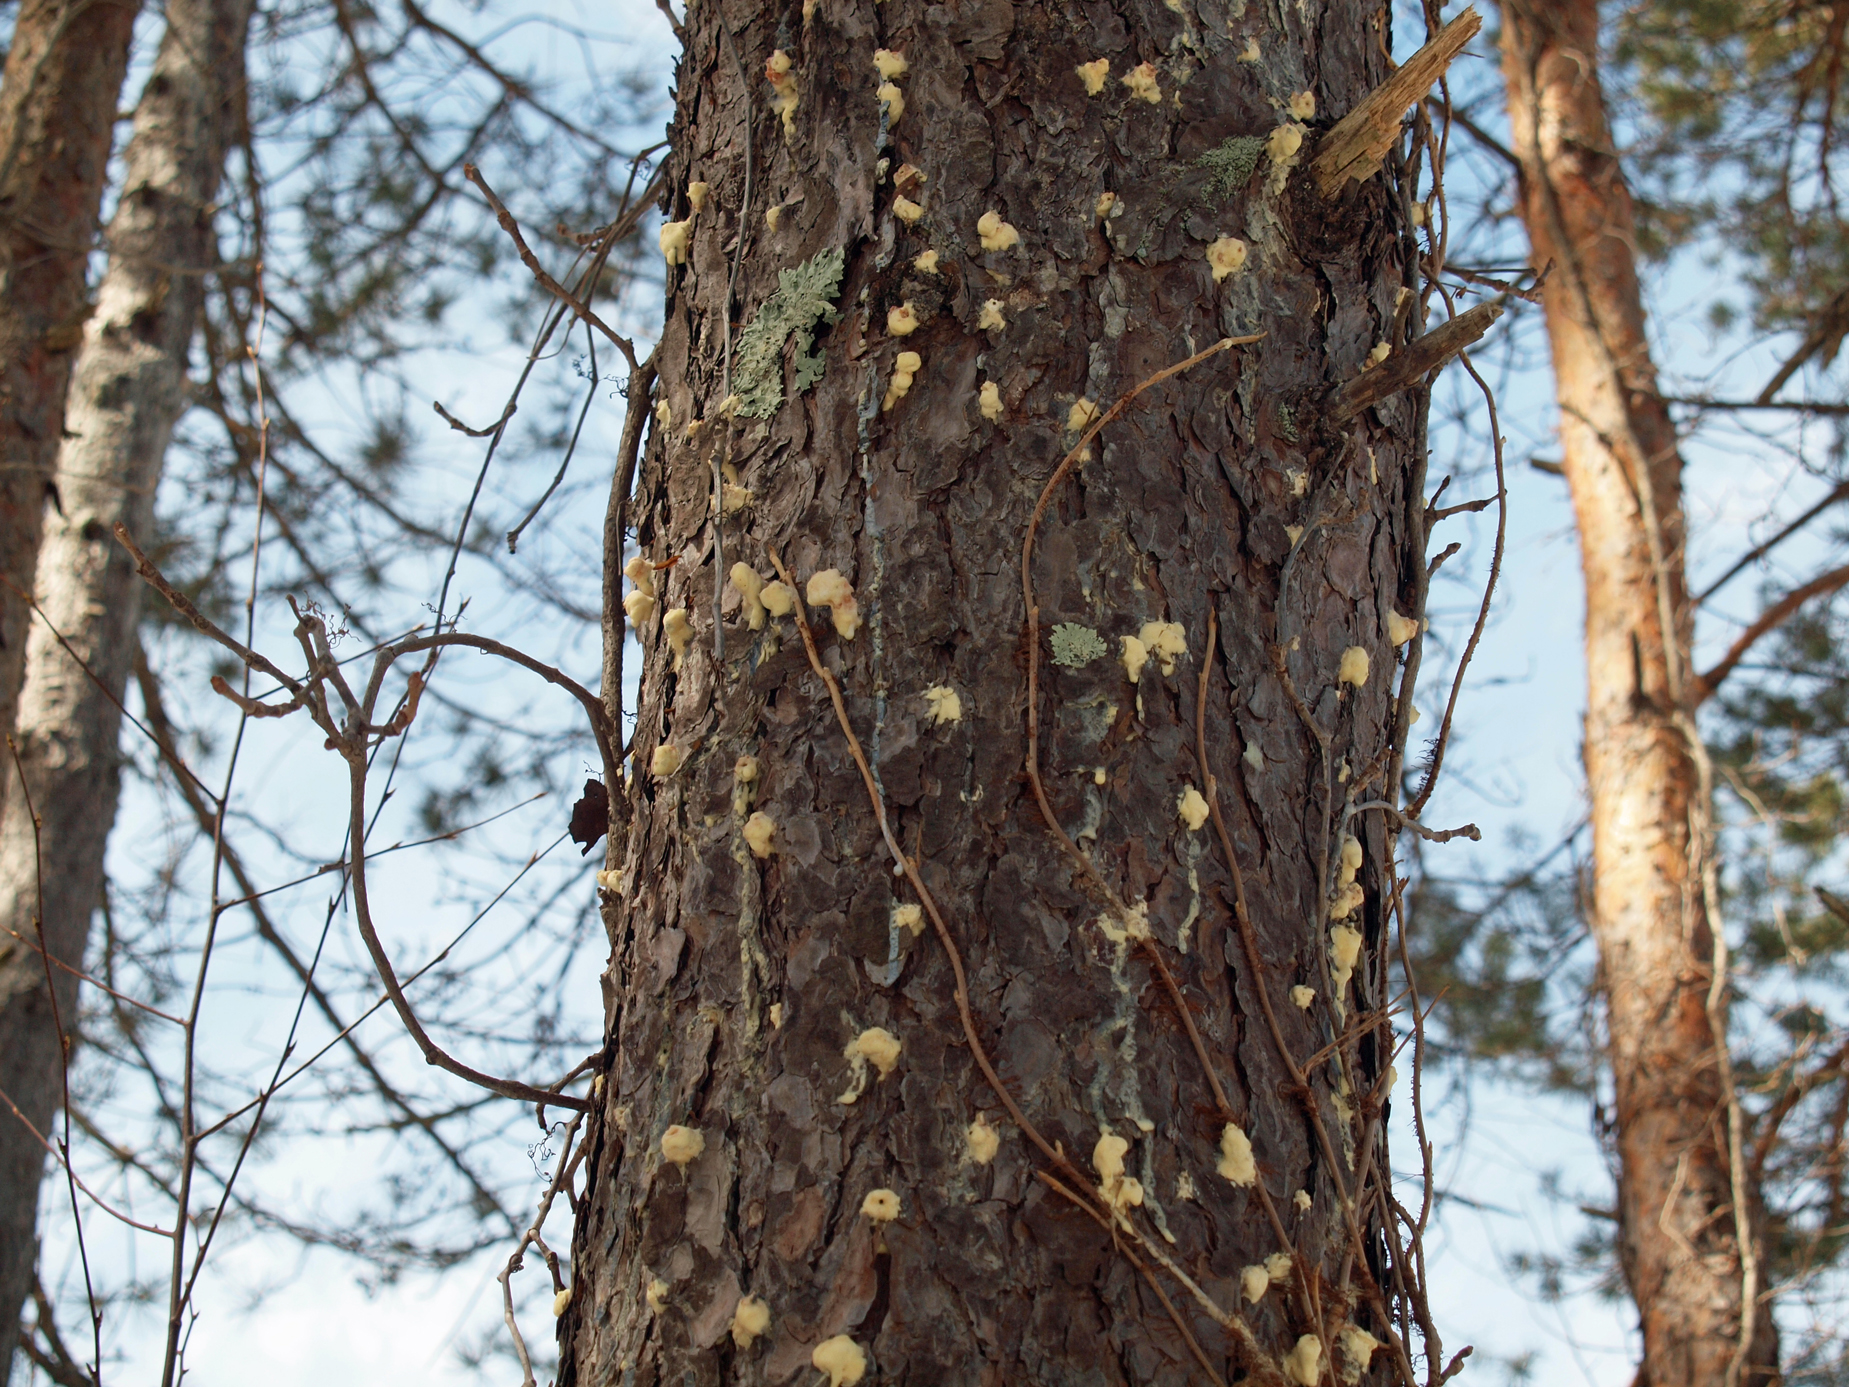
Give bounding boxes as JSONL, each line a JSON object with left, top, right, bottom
{"left": 561, "top": 2, "right": 1452, "bottom": 1382}
{"left": 0, "top": 0, "right": 143, "bottom": 766}
{"left": 0, "top": 0, "right": 251, "bottom": 1372}
{"left": 1498, "top": 4, "right": 1776, "bottom": 1383}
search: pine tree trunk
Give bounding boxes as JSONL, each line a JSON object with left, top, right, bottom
{"left": 563, "top": 2, "right": 1442, "bottom": 1380}
{"left": 0, "top": 0, "right": 251, "bottom": 1372}
{"left": 1498, "top": 3, "right": 1777, "bottom": 1383}
{"left": 0, "top": 0, "right": 142, "bottom": 772}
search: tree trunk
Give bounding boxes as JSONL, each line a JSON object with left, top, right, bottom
{"left": 0, "top": 0, "right": 142, "bottom": 767}
{"left": 562, "top": 2, "right": 1444, "bottom": 1381}
{"left": 0, "top": 0, "right": 252, "bottom": 1372}
{"left": 1498, "top": 4, "right": 1777, "bottom": 1383}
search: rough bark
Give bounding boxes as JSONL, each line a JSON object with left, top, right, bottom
{"left": 0, "top": 0, "right": 143, "bottom": 768}
{"left": 0, "top": 0, "right": 252, "bottom": 1372}
{"left": 1498, "top": 4, "right": 1777, "bottom": 1383}
{"left": 563, "top": 1, "right": 1439, "bottom": 1381}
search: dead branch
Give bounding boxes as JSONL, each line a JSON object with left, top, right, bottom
{"left": 0, "top": 1083, "right": 173, "bottom": 1238}
{"left": 1345, "top": 800, "right": 1480, "bottom": 844}
{"left": 114, "top": 523, "right": 303, "bottom": 695}
{"left": 1407, "top": 348, "right": 1508, "bottom": 818}
{"left": 1695, "top": 561, "right": 1849, "bottom": 703}
{"left": 433, "top": 398, "right": 516, "bottom": 437}
{"left": 1312, "top": 9, "right": 1484, "bottom": 196}
{"left": 464, "top": 163, "right": 640, "bottom": 372}
{"left": 1334, "top": 300, "right": 1504, "bottom": 421}
{"left": 602, "top": 348, "right": 658, "bottom": 740}
{"left": 1666, "top": 395, "right": 1849, "bottom": 417}
{"left": 1696, "top": 480, "right": 1849, "bottom": 603}
{"left": 1035, "top": 1173, "right": 1233, "bottom": 1387}
{"left": 1753, "top": 283, "right": 1849, "bottom": 404}
{"left": 764, "top": 551, "right": 1080, "bottom": 1184}
{"left": 122, "top": 538, "right": 603, "bottom": 1113}
{"left": 499, "top": 1112, "right": 585, "bottom": 1387}
{"left": 1196, "top": 613, "right": 1415, "bottom": 1384}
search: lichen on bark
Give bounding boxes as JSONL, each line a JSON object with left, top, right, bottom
{"left": 734, "top": 245, "right": 846, "bottom": 418}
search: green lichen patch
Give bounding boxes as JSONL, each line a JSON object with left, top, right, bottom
{"left": 1196, "top": 136, "right": 1266, "bottom": 203}
{"left": 1050, "top": 623, "right": 1108, "bottom": 668}
{"left": 736, "top": 246, "right": 845, "bottom": 419}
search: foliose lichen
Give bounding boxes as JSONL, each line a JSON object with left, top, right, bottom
{"left": 736, "top": 246, "right": 845, "bottom": 418}
{"left": 1197, "top": 135, "right": 1267, "bottom": 203}
{"left": 1050, "top": 623, "right": 1108, "bottom": 668}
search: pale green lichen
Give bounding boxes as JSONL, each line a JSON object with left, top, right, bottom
{"left": 736, "top": 246, "right": 845, "bottom": 419}
{"left": 1197, "top": 135, "right": 1267, "bottom": 202}
{"left": 1051, "top": 623, "right": 1108, "bottom": 668}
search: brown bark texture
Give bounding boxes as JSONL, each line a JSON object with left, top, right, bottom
{"left": 0, "top": 0, "right": 142, "bottom": 766}
{"left": 563, "top": 0, "right": 1441, "bottom": 1381}
{"left": 1498, "top": 3, "right": 1778, "bottom": 1383}
{"left": 0, "top": 0, "right": 251, "bottom": 1373}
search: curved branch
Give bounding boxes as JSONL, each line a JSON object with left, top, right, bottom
{"left": 1695, "top": 480, "right": 1849, "bottom": 604}
{"left": 1694, "top": 561, "right": 1849, "bottom": 704}
{"left": 381, "top": 632, "right": 619, "bottom": 776}
{"left": 465, "top": 164, "right": 640, "bottom": 372}
{"left": 343, "top": 751, "right": 591, "bottom": 1112}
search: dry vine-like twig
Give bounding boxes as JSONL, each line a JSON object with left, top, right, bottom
{"left": 117, "top": 528, "right": 604, "bottom": 1116}
{"left": 763, "top": 549, "right": 1264, "bottom": 1383}
{"left": 499, "top": 1112, "right": 587, "bottom": 1386}
{"left": 465, "top": 163, "right": 640, "bottom": 372}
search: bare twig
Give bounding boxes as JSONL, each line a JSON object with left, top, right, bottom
{"left": 1345, "top": 800, "right": 1480, "bottom": 844}
{"left": 1695, "top": 561, "right": 1849, "bottom": 702}
{"left": 1695, "top": 480, "right": 1849, "bottom": 604}
{"left": 433, "top": 398, "right": 516, "bottom": 437}
{"left": 1666, "top": 394, "right": 1849, "bottom": 417}
{"left": 0, "top": 1083, "right": 173, "bottom": 1238}
{"left": 498, "top": 1113, "right": 585, "bottom": 1387}
{"left": 465, "top": 163, "right": 640, "bottom": 372}
{"left": 1407, "top": 347, "right": 1507, "bottom": 817}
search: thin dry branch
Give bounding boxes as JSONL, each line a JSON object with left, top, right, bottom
{"left": 1034, "top": 1173, "right": 1233, "bottom": 1387}
{"left": 1696, "top": 480, "right": 1849, "bottom": 603}
{"left": 1407, "top": 347, "right": 1508, "bottom": 818}
{"left": 1753, "top": 283, "right": 1849, "bottom": 405}
{"left": 114, "top": 524, "right": 302, "bottom": 694}
{"left": 764, "top": 551, "right": 1076, "bottom": 1181}
{"left": 764, "top": 544, "right": 1309, "bottom": 1376}
{"left": 434, "top": 398, "right": 516, "bottom": 437}
{"left": 0, "top": 1079, "right": 172, "bottom": 1238}
{"left": 1667, "top": 395, "right": 1849, "bottom": 417}
{"left": 499, "top": 1112, "right": 585, "bottom": 1387}
{"left": 465, "top": 163, "right": 640, "bottom": 372}
{"left": 1695, "top": 561, "right": 1849, "bottom": 702}
{"left": 1194, "top": 613, "right": 1421, "bottom": 1386}
{"left": 122, "top": 537, "right": 601, "bottom": 1114}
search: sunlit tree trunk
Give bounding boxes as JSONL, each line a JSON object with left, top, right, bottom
{"left": 560, "top": 1, "right": 1452, "bottom": 1381}
{"left": 1498, "top": 3, "right": 1776, "bottom": 1383}
{"left": 0, "top": 0, "right": 142, "bottom": 773}
{"left": 0, "top": 0, "right": 252, "bottom": 1372}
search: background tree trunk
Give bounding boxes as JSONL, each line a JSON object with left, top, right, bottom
{"left": 0, "top": 0, "right": 142, "bottom": 768}
{"left": 1498, "top": 3, "right": 1776, "bottom": 1383}
{"left": 0, "top": 0, "right": 252, "bottom": 1373}
{"left": 562, "top": 0, "right": 1441, "bottom": 1380}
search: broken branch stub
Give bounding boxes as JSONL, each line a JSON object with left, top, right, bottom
{"left": 1310, "top": 7, "right": 1483, "bottom": 197}
{"left": 1335, "top": 299, "right": 1503, "bottom": 420}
